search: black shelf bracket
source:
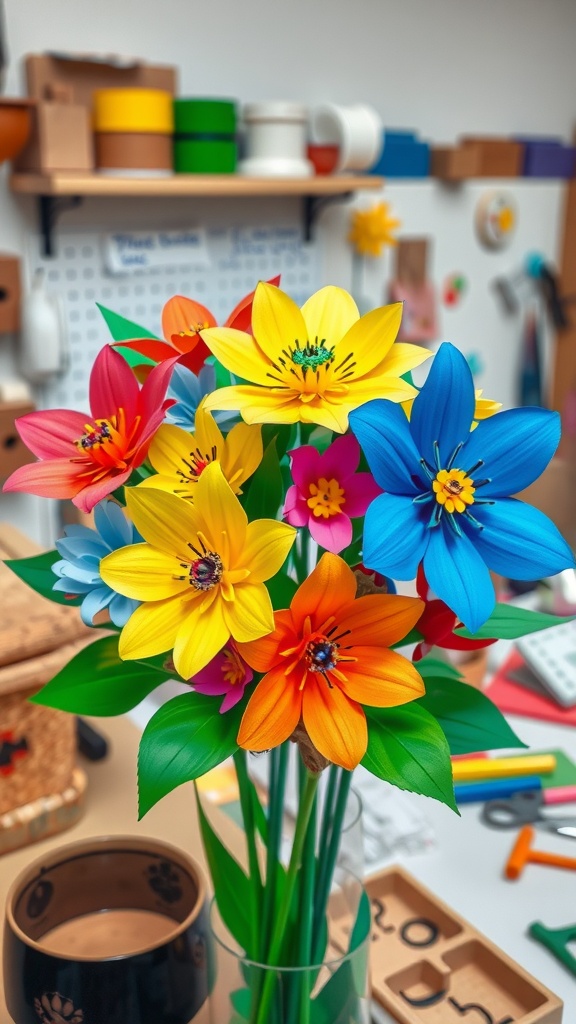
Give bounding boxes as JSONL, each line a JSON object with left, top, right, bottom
{"left": 303, "top": 191, "right": 353, "bottom": 242}
{"left": 38, "top": 194, "right": 83, "bottom": 257}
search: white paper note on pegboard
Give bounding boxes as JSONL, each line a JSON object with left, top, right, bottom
{"left": 27, "top": 223, "right": 319, "bottom": 412}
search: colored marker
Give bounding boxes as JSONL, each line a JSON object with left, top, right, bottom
{"left": 452, "top": 754, "right": 557, "bottom": 783}
{"left": 454, "top": 775, "right": 542, "bottom": 805}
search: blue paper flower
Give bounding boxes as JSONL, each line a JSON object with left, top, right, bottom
{"left": 350, "top": 342, "right": 575, "bottom": 633}
{"left": 52, "top": 499, "right": 142, "bottom": 627}
{"left": 166, "top": 363, "right": 238, "bottom": 431}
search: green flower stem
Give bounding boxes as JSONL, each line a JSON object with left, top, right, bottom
{"left": 313, "top": 764, "right": 339, "bottom": 939}
{"left": 233, "top": 749, "right": 263, "bottom": 959}
{"left": 311, "top": 767, "right": 353, "bottom": 966}
{"left": 260, "top": 744, "right": 288, "bottom": 959}
{"left": 254, "top": 768, "right": 320, "bottom": 1024}
{"left": 296, "top": 760, "right": 318, "bottom": 1024}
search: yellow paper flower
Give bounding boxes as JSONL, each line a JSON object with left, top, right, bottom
{"left": 348, "top": 202, "right": 401, "bottom": 257}
{"left": 100, "top": 462, "right": 296, "bottom": 680}
{"left": 202, "top": 282, "right": 431, "bottom": 434}
{"left": 138, "top": 400, "right": 263, "bottom": 500}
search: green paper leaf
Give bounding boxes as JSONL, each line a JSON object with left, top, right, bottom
{"left": 417, "top": 656, "right": 465, "bottom": 682}
{"left": 417, "top": 676, "right": 526, "bottom": 755}
{"left": 362, "top": 703, "right": 458, "bottom": 812}
{"left": 195, "top": 788, "right": 254, "bottom": 956}
{"left": 114, "top": 346, "right": 157, "bottom": 369}
{"left": 97, "top": 303, "right": 159, "bottom": 342}
{"left": 266, "top": 569, "right": 298, "bottom": 611}
{"left": 138, "top": 691, "right": 244, "bottom": 816}
{"left": 243, "top": 437, "right": 283, "bottom": 521}
{"left": 261, "top": 422, "right": 294, "bottom": 463}
{"left": 4, "top": 551, "right": 83, "bottom": 607}
{"left": 30, "top": 636, "right": 173, "bottom": 715}
{"left": 454, "top": 603, "right": 575, "bottom": 640}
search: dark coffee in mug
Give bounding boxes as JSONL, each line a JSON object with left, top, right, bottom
{"left": 3, "top": 835, "right": 212, "bottom": 1024}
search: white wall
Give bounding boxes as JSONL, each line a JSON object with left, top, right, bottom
{"left": 1, "top": 0, "right": 576, "bottom": 543}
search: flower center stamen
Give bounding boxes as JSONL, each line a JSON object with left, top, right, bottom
{"left": 188, "top": 552, "right": 223, "bottom": 590}
{"left": 307, "top": 477, "right": 345, "bottom": 518}
{"left": 221, "top": 647, "right": 245, "bottom": 686}
{"left": 291, "top": 338, "right": 335, "bottom": 371}
{"left": 432, "top": 468, "right": 475, "bottom": 515}
{"left": 75, "top": 419, "right": 113, "bottom": 450}
{"left": 306, "top": 638, "right": 339, "bottom": 674}
{"left": 178, "top": 445, "right": 218, "bottom": 483}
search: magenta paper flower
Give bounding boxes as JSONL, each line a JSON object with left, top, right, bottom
{"left": 284, "top": 434, "right": 381, "bottom": 553}
{"left": 192, "top": 642, "right": 253, "bottom": 713}
{"left": 3, "top": 346, "right": 176, "bottom": 514}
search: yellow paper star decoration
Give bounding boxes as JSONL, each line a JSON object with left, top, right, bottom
{"left": 348, "top": 201, "right": 401, "bottom": 257}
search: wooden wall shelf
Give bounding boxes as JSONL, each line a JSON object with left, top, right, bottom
{"left": 9, "top": 172, "right": 384, "bottom": 256}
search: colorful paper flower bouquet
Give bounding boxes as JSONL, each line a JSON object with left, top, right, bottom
{"left": 4, "top": 281, "right": 575, "bottom": 1024}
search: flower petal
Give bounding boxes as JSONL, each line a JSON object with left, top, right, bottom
{"left": 221, "top": 581, "right": 275, "bottom": 642}
{"left": 424, "top": 523, "right": 495, "bottom": 634}
{"left": 138, "top": 356, "right": 178, "bottom": 428}
{"left": 243, "top": 520, "right": 296, "bottom": 582}
{"left": 147, "top": 423, "right": 198, "bottom": 476}
{"left": 220, "top": 420, "right": 263, "bottom": 491}
{"left": 90, "top": 345, "right": 139, "bottom": 422}
{"left": 291, "top": 552, "right": 357, "bottom": 633}
{"left": 318, "top": 433, "right": 360, "bottom": 481}
{"left": 224, "top": 275, "right": 280, "bottom": 332}
{"left": 119, "top": 594, "right": 189, "bottom": 660}
{"left": 303, "top": 678, "right": 367, "bottom": 770}
{"left": 308, "top": 510, "right": 352, "bottom": 553}
{"left": 301, "top": 286, "right": 359, "bottom": 349}
{"left": 112, "top": 338, "right": 177, "bottom": 363}
{"left": 100, "top": 543, "right": 191, "bottom": 601}
{"left": 205, "top": 386, "right": 303, "bottom": 425}
{"left": 363, "top": 493, "right": 428, "bottom": 579}
{"left": 237, "top": 610, "right": 294, "bottom": 672}
{"left": 238, "top": 664, "right": 302, "bottom": 751}
{"left": 461, "top": 408, "right": 561, "bottom": 497}
{"left": 410, "top": 342, "right": 475, "bottom": 467}
{"left": 2, "top": 458, "right": 85, "bottom": 500}
{"left": 338, "top": 647, "right": 425, "bottom": 706}
{"left": 338, "top": 594, "right": 425, "bottom": 647}
{"left": 289, "top": 445, "right": 321, "bottom": 492}
{"left": 201, "top": 328, "right": 273, "bottom": 386}
{"left": 334, "top": 302, "right": 402, "bottom": 378}
{"left": 125, "top": 487, "right": 202, "bottom": 557}
{"left": 15, "top": 408, "right": 89, "bottom": 458}
{"left": 193, "top": 462, "right": 247, "bottom": 565}
{"left": 283, "top": 485, "right": 310, "bottom": 527}
{"left": 470, "top": 498, "right": 575, "bottom": 580}
{"left": 173, "top": 597, "right": 230, "bottom": 678}
{"left": 251, "top": 281, "right": 308, "bottom": 364}
{"left": 341, "top": 473, "right": 382, "bottom": 518}
{"left": 74, "top": 466, "right": 133, "bottom": 513}
{"left": 349, "top": 400, "right": 422, "bottom": 495}
{"left": 162, "top": 295, "right": 217, "bottom": 341}
{"left": 370, "top": 341, "right": 432, "bottom": 381}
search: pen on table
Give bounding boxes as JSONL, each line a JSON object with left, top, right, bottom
{"left": 451, "top": 754, "right": 557, "bottom": 783}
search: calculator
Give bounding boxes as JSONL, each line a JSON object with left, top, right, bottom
{"left": 516, "top": 619, "right": 576, "bottom": 708}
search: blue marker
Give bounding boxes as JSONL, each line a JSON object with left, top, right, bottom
{"left": 454, "top": 775, "right": 542, "bottom": 805}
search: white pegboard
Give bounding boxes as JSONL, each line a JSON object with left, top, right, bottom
{"left": 27, "top": 224, "right": 319, "bottom": 412}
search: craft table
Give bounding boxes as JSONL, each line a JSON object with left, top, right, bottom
{"left": 1, "top": 696, "right": 576, "bottom": 1023}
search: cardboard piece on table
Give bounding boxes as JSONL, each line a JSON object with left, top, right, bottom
{"left": 485, "top": 649, "right": 576, "bottom": 728}
{"left": 14, "top": 101, "right": 94, "bottom": 173}
{"left": 0, "top": 401, "right": 35, "bottom": 482}
{"left": 515, "top": 456, "right": 576, "bottom": 551}
{"left": 331, "top": 863, "right": 563, "bottom": 1024}
{"left": 389, "top": 239, "right": 439, "bottom": 344}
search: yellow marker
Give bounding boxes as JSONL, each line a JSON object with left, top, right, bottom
{"left": 452, "top": 754, "right": 557, "bottom": 783}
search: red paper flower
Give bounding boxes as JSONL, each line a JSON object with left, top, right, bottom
{"left": 413, "top": 566, "right": 496, "bottom": 661}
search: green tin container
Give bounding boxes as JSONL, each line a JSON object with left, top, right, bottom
{"left": 173, "top": 98, "right": 237, "bottom": 135}
{"left": 173, "top": 138, "right": 237, "bottom": 174}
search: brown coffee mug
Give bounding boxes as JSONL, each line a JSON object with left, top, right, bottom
{"left": 3, "top": 835, "right": 212, "bottom": 1024}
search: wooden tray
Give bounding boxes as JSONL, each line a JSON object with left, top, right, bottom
{"left": 332, "top": 865, "right": 563, "bottom": 1024}
{"left": 0, "top": 767, "right": 87, "bottom": 855}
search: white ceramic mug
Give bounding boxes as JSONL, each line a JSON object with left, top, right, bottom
{"left": 311, "top": 103, "right": 383, "bottom": 173}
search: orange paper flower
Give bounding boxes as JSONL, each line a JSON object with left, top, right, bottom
{"left": 237, "top": 553, "right": 425, "bottom": 770}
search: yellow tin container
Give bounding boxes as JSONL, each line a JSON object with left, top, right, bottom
{"left": 93, "top": 88, "right": 174, "bottom": 134}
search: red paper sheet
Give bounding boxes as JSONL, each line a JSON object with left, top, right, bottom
{"left": 484, "top": 649, "right": 576, "bottom": 726}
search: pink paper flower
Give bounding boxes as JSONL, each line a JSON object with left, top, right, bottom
{"left": 192, "top": 642, "right": 254, "bottom": 713}
{"left": 3, "top": 346, "right": 175, "bottom": 513}
{"left": 284, "top": 434, "right": 381, "bottom": 553}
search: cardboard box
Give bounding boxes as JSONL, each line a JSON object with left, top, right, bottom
{"left": 23, "top": 52, "right": 177, "bottom": 107}
{"left": 460, "top": 136, "right": 524, "bottom": 177}
{"left": 431, "top": 144, "right": 481, "bottom": 180}
{"left": 13, "top": 101, "right": 94, "bottom": 172}
{"left": 516, "top": 456, "right": 576, "bottom": 551}
{"left": 0, "top": 255, "right": 21, "bottom": 334}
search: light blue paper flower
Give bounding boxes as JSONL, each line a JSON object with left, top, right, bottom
{"left": 166, "top": 363, "right": 238, "bottom": 431}
{"left": 52, "top": 499, "right": 142, "bottom": 627}
{"left": 350, "top": 342, "right": 575, "bottom": 633}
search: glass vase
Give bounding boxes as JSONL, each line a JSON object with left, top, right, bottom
{"left": 208, "top": 868, "right": 371, "bottom": 1024}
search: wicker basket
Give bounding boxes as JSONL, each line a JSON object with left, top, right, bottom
{"left": 0, "top": 525, "right": 93, "bottom": 815}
